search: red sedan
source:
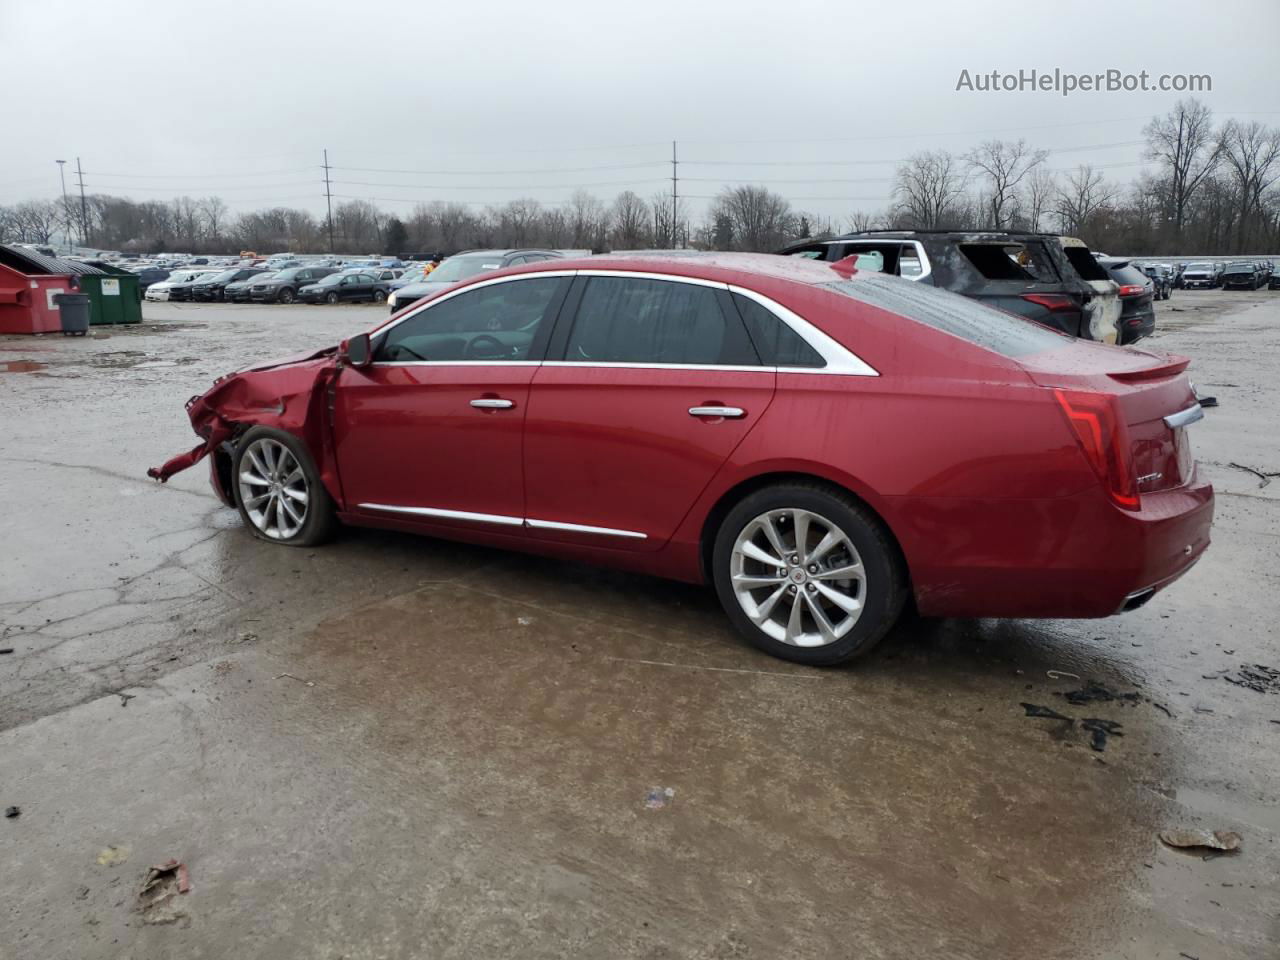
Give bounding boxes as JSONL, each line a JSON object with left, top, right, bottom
{"left": 150, "top": 254, "right": 1213, "bottom": 665}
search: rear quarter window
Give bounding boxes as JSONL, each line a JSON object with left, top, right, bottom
{"left": 822, "top": 274, "right": 1073, "bottom": 358}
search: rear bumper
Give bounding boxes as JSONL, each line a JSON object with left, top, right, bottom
{"left": 895, "top": 477, "right": 1214, "bottom": 618}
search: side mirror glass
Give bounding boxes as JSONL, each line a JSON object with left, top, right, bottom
{"left": 342, "top": 333, "right": 373, "bottom": 369}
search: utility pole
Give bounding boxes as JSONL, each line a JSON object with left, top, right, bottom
{"left": 74, "top": 157, "right": 88, "bottom": 248}
{"left": 56, "top": 160, "right": 69, "bottom": 253}
{"left": 671, "top": 140, "right": 679, "bottom": 248}
{"left": 322, "top": 149, "right": 335, "bottom": 254}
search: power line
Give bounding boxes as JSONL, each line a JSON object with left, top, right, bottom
{"left": 81, "top": 167, "right": 315, "bottom": 179}
{"left": 332, "top": 161, "right": 663, "bottom": 176}
{"left": 330, "top": 177, "right": 667, "bottom": 191}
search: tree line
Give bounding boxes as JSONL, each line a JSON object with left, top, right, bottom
{"left": 3, "top": 100, "right": 1277, "bottom": 257}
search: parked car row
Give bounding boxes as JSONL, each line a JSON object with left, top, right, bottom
{"left": 1175, "top": 259, "right": 1275, "bottom": 289}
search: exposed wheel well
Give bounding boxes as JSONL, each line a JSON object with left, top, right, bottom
{"left": 698, "top": 472, "right": 910, "bottom": 589}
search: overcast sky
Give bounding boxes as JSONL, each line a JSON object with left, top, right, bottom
{"left": 3, "top": 0, "right": 1277, "bottom": 223}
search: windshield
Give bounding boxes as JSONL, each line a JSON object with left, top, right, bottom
{"left": 822, "top": 275, "right": 1072, "bottom": 359}
{"left": 425, "top": 256, "right": 502, "bottom": 283}
{"left": 1184, "top": 263, "right": 1212, "bottom": 271}
{"left": 248, "top": 271, "right": 279, "bottom": 283}
{"left": 208, "top": 270, "right": 240, "bottom": 283}
{"left": 315, "top": 274, "right": 343, "bottom": 285}
{"left": 1224, "top": 263, "right": 1253, "bottom": 273}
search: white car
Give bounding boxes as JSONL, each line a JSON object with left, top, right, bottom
{"left": 144, "top": 269, "right": 217, "bottom": 302}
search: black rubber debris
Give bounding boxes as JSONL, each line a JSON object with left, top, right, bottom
{"left": 1080, "top": 718, "right": 1124, "bottom": 752}
{"left": 1021, "top": 703, "right": 1073, "bottom": 722}
{"left": 4, "top": 806, "right": 19, "bottom": 819}
{"left": 1059, "top": 681, "right": 1141, "bottom": 706}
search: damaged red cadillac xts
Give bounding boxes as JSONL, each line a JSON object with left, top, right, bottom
{"left": 150, "top": 254, "right": 1213, "bottom": 665}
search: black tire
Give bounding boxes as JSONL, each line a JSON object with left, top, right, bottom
{"left": 278, "top": 288, "right": 295, "bottom": 304}
{"left": 372, "top": 289, "right": 387, "bottom": 303}
{"left": 232, "top": 426, "right": 337, "bottom": 547}
{"left": 711, "top": 482, "right": 907, "bottom": 666}
{"left": 325, "top": 291, "right": 339, "bottom": 305}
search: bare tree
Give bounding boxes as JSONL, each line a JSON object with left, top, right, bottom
{"left": 965, "top": 139, "right": 1048, "bottom": 229}
{"left": 1054, "top": 165, "right": 1117, "bottom": 237}
{"left": 1022, "top": 167, "right": 1057, "bottom": 232}
{"left": 1218, "top": 119, "right": 1280, "bottom": 250}
{"left": 11, "top": 200, "right": 61, "bottom": 244}
{"left": 1143, "top": 99, "right": 1221, "bottom": 243}
{"left": 610, "top": 191, "right": 650, "bottom": 249}
{"left": 566, "top": 190, "right": 610, "bottom": 250}
{"left": 649, "top": 191, "right": 687, "bottom": 247}
{"left": 893, "top": 151, "right": 966, "bottom": 228}
{"left": 198, "top": 196, "right": 229, "bottom": 244}
{"left": 706, "top": 185, "right": 795, "bottom": 252}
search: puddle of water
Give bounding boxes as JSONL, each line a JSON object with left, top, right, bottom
{"left": 0, "top": 360, "right": 47, "bottom": 373}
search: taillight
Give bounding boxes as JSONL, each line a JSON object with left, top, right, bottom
{"left": 1020, "top": 293, "right": 1077, "bottom": 313}
{"left": 1117, "top": 284, "right": 1146, "bottom": 297}
{"left": 1054, "top": 389, "right": 1140, "bottom": 511}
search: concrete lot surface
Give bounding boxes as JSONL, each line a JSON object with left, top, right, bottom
{"left": 1, "top": 292, "right": 1278, "bottom": 959}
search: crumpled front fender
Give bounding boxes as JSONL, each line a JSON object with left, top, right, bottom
{"left": 147, "top": 353, "right": 345, "bottom": 509}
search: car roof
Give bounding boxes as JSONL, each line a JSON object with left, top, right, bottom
{"left": 480, "top": 251, "right": 852, "bottom": 289}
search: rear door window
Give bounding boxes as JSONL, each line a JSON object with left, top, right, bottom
{"left": 731, "top": 293, "right": 825, "bottom": 368}
{"left": 562, "top": 277, "right": 756, "bottom": 365}
{"left": 959, "top": 242, "right": 1059, "bottom": 283}
{"left": 1062, "top": 246, "right": 1109, "bottom": 282}
{"left": 823, "top": 274, "right": 1072, "bottom": 358}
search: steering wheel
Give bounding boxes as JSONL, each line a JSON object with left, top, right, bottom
{"left": 464, "top": 334, "right": 506, "bottom": 360}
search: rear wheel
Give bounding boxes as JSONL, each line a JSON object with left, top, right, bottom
{"left": 712, "top": 483, "right": 906, "bottom": 666}
{"left": 233, "top": 427, "right": 336, "bottom": 547}
{"left": 373, "top": 289, "right": 387, "bottom": 303}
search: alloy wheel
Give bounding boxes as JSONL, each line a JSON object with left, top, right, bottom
{"left": 730, "top": 508, "right": 866, "bottom": 647}
{"left": 237, "top": 438, "right": 309, "bottom": 540}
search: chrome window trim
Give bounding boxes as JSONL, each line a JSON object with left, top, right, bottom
{"left": 728, "top": 285, "right": 879, "bottom": 377}
{"left": 359, "top": 502, "right": 646, "bottom": 539}
{"left": 370, "top": 267, "right": 877, "bottom": 377}
{"left": 572, "top": 268, "right": 729, "bottom": 291}
{"left": 541, "top": 361, "right": 771, "bottom": 373}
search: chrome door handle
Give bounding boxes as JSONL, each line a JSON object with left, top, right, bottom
{"left": 471, "top": 398, "right": 514, "bottom": 409}
{"left": 689, "top": 406, "right": 745, "bottom": 419}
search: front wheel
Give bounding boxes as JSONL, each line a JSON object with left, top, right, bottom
{"left": 712, "top": 483, "right": 906, "bottom": 666}
{"left": 233, "top": 427, "right": 336, "bottom": 547}
{"left": 325, "top": 291, "right": 339, "bottom": 305}
{"left": 278, "top": 288, "right": 295, "bottom": 304}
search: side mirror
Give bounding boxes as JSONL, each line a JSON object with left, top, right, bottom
{"left": 341, "top": 333, "right": 373, "bottom": 369}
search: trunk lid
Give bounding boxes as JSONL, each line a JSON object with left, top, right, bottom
{"left": 1019, "top": 341, "right": 1198, "bottom": 494}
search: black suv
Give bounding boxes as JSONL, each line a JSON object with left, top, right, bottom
{"left": 249, "top": 266, "right": 339, "bottom": 303}
{"left": 1098, "top": 258, "right": 1156, "bottom": 344}
{"left": 1221, "top": 262, "right": 1262, "bottom": 290}
{"left": 777, "top": 231, "right": 1121, "bottom": 342}
{"left": 193, "top": 267, "right": 270, "bottom": 302}
{"left": 1139, "top": 263, "right": 1173, "bottom": 300}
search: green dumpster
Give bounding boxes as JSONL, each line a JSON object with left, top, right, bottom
{"left": 78, "top": 263, "right": 141, "bottom": 325}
